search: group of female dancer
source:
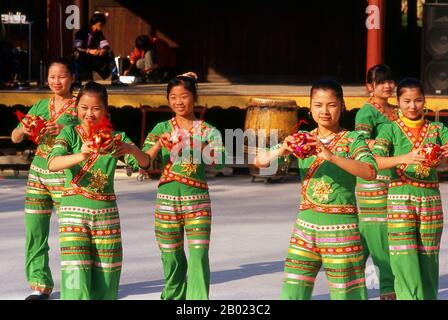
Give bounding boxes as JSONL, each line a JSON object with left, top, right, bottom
{"left": 259, "top": 65, "right": 448, "bottom": 300}
{"left": 12, "top": 59, "right": 447, "bottom": 300}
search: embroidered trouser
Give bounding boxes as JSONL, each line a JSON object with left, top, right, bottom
{"left": 24, "top": 156, "right": 65, "bottom": 294}
{"left": 155, "top": 181, "right": 212, "bottom": 300}
{"left": 280, "top": 209, "right": 368, "bottom": 300}
{"left": 356, "top": 180, "right": 395, "bottom": 297}
{"left": 387, "top": 185, "right": 443, "bottom": 300}
{"left": 58, "top": 194, "right": 122, "bottom": 300}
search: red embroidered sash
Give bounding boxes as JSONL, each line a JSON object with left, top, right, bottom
{"left": 48, "top": 97, "right": 77, "bottom": 122}
{"left": 159, "top": 162, "right": 208, "bottom": 189}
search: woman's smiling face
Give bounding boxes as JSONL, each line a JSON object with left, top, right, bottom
{"left": 77, "top": 93, "right": 107, "bottom": 126}
{"left": 310, "top": 89, "right": 342, "bottom": 128}
{"left": 168, "top": 84, "right": 195, "bottom": 117}
{"left": 398, "top": 87, "right": 425, "bottom": 120}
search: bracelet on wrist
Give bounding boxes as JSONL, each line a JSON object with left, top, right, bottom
{"left": 269, "top": 143, "right": 282, "bottom": 152}
{"left": 138, "top": 154, "right": 152, "bottom": 170}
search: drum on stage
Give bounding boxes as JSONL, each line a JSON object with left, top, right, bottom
{"left": 244, "top": 98, "right": 298, "bottom": 182}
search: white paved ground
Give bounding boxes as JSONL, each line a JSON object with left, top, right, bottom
{"left": 1, "top": 172, "right": 447, "bottom": 300}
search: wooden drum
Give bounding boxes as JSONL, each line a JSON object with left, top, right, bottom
{"left": 244, "top": 98, "right": 298, "bottom": 182}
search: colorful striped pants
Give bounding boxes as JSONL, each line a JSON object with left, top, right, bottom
{"left": 155, "top": 182, "right": 212, "bottom": 300}
{"left": 281, "top": 210, "right": 368, "bottom": 300}
{"left": 387, "top": 185, "right": 443, "bottom": 300}
{"left": 356, "top": 180, "right": 395, "bottom": 298}
{"left": 58, "top": 194, "right": 122, "bottom": 300}
{"left": 24, "top": 157, "right": 65, "bottom": 294}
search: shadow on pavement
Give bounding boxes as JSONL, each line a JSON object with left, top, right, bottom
{"left": 210, "top": 260, "right": 284, "bottom": 285}
{"left": 117, "top": 260, "right": 284, "bottom": 299}
{"left": 118, "top": 279, "right": 165, "bottom": 299}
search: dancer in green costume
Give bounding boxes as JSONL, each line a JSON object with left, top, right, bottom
{"left": 256, "top": 79, "right": 378, "bottom": 300}
{"left": 373, "top": 78, "right": 448, "bottom": 300}
{"left": 143, "top": 72, "right": 224, "bottom": 300}
{"left": 11, "top": 59, "right": 78, "bottom": 300}
{"left": 48, "top": 82, "right": 150, "bottom": 300}
{"left": 354, "top": 64, "right": 397, "bottom": 299}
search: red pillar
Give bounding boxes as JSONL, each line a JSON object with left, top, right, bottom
{"left": 366, "top": 0, "right": 385, "bottom": 73}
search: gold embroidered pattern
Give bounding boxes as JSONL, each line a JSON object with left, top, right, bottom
{"left": 312, "top": 178, "right": 333, "bottom": 203}
{"left": 88, "top": 168, "right": 109, "bottom": 193}
{"left": 40, "top": 134, "right": 56, "bottom": 150}
{"left": 415, "top": 164, "right": 430, "bottom": 178}
{"left": 180, "top": 157, "right": 199, "bottom": 176}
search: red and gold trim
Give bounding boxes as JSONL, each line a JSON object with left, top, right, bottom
{"left": 299, "top": 203, "right": 358, "bottom": 214}
{"left": 26, "top": 181, "right": 64, "bottom": 191}
{"left": 387, "top": 213, "right": 443, "bottom": 221}
{"left": 392, "top": 119, "right": 438, "bottom": 188}
{"left": 300, "top": 130, "right": 358, "bottom": 214}
{"left": 76, "top": 124, "right": 90, "bottom": 141}
{"left": 66, "top": 126, "right": 117, "bottom": 201}
{"left": 159, "top": 162, "right": 208, "bottom": 189}
{"left": 34, "top": 97, "right": 76, "bottom": 155}
{"left": 368, "top": 100, "right": 398, "bottom": 122}
{"left": 395, "top": 118, "right": 429, "bottom": 147}
{"left": 170, "top": 117, "right": 207, "bottom": 137}
{"left": 30, "top": 284, "right": 52, "bottom": 294}
{"left": 63, "top": 188, "right": 116, "bottom": 201}
{"left": 289, "top": 237, "right": 363, "bottom": 255}
{"left": 389, "top": 180, "right": 438, "bottom": 189}
{"left": 59, "top": 226, "right": 121, "bottom": 236}
{"left": 356, "top": 189, "right": 388, "bottom": 197}
{"left": 158, "top": 118, "right": 210, "bottom": 189}
{"left": 155, "top": 211, "right": 211, "bottom": 221}
{"left": 394, "top": 162, "right": 438, "bottom": 188}
{"left": 48, "top": 97, "right": 76, "bottom": 123}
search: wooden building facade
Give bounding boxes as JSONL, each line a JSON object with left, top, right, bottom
{"left": 85, "top": 0, "right": 368, "bottom": 83}
{"left": 0, "top": 0, "right": 426, "bottom": 83}
{"left": 1, "top": 0, "right": 372, "bottom": 83}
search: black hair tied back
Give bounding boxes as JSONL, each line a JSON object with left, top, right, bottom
{"left": 75, "top": 81, "right": 109, "bottom": 110}
{"left": 166, "top": 72, "right": 199, "bottom": 101}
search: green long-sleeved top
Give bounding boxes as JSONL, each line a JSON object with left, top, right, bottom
{"left": 143, "top": 118, "right": 225, "bottom": 189}
{"left": 373, "top": 118, "right": 448, "bottom": 187}
{"left": 15, "top": 98, "right": 78, "bottom": 158}
{"left": 354, "top": 101, "right": 398, "bottom": 183}
{"left": 48, "top": 125, "right": 139, "bottom": 200}
{"left": 296, "top": 129, "right": 378, "bottom": 215}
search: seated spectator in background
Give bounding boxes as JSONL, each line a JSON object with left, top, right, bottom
{"left": 124, "top": 35, "right": 157, "bottom": 82}
{"left": 124, "top": 32, "right": 176, "bottom": 84}
{"left": 72, "top": 11, "right": 121, "bottom": 86}
{"left": 148, "top": 29, "right": 177, "bottom": 83}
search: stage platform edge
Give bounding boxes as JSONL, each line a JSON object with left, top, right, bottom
{"left": 1, "top": 88, "right": 448, "bottom": 111}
